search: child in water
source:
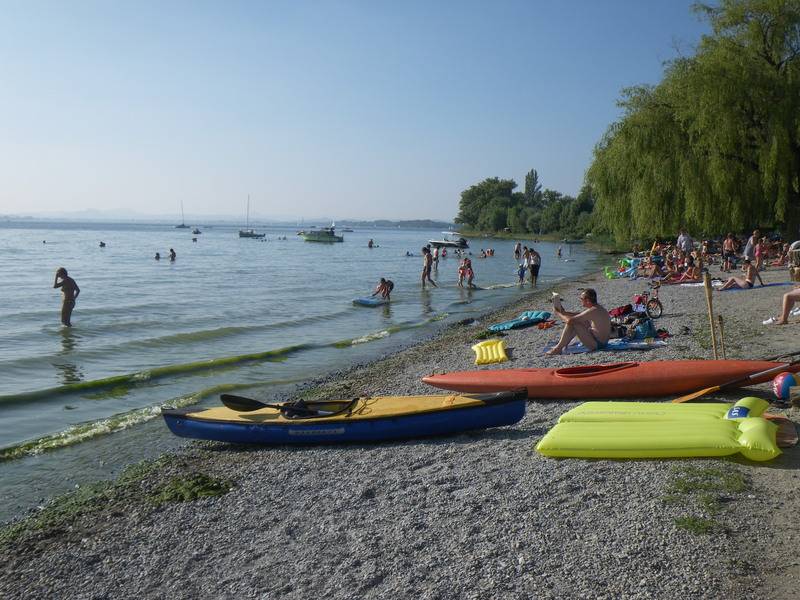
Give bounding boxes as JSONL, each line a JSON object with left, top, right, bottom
{"left": 372, "top": 278, "right": 394, "bottom": 300}
{"left": 517, "top": 263, "right": 526, "bottom": 284}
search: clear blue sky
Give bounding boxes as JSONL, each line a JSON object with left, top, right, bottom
{"left": 0, "top": 1, "right": 709, "bottom": 221}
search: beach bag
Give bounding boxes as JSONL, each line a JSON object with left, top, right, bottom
{"left": 632, "top": 318, "right": 657, "bottom": 340}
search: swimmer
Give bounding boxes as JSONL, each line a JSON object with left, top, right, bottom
{"left": 169, "top": 248, "right": 176, "bottom": 261}
{"left": 155, "top": 252, "right": 161, "bottom": 260}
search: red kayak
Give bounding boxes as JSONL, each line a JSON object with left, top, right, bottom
{"left": 422, "top": 360, "right": 800, "bottom": 399}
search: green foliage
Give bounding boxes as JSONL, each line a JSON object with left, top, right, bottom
{"left": 589, "top": 0, "right": 800, "bottom": 243}
{"left": 456, "top": 174, "right": 595, "bottom": 237}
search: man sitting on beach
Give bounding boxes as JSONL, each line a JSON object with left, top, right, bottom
{"left": 545, "top": 288, "right": 611, "bottom": 355}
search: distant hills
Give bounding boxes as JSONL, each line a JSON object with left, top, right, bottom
{"left": 1, "top": 213, "right": 455, "bottom": 230}
{"left": 336, "top": 219, "right": 454, "bottom": 230}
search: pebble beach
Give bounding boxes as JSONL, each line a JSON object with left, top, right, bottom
{"left": 3, "top": 262, "right": 800, "bottom": 599}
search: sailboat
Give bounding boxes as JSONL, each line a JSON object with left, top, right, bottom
{"left": 175, "top": 200, "right": 189, "bottom": 228}
{"left": 239, "top": 195, "right": 266, "bottom": 238}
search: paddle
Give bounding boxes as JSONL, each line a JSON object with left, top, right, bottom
{"left": 672, "top": 358, "right": 800, "bottom": 403}
{"left": 762, "top": 349, "right": 800, "bottom": 362}
{"left": 220, "top": 394, "right": 358, "bottom": 418}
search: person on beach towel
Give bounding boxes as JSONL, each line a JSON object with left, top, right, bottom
{"left": 718, "top": 259, "right": 764, "bottom": 290}
{"left": 545, "top": 288, "right": 611, "bottom": 355}
{"left": 765, "top": 286, "right": 800, "bottom": 325}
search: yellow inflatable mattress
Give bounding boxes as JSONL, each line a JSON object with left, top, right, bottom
{"left": 535, "top": 397, "right": 781, "bottom": 461}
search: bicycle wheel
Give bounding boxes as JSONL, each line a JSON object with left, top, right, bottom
{"left": 646, "top": 299, "right": 663, "bottom": 319}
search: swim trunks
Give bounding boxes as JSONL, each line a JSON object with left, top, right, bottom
{"left": 745, "top": 281, "right": 754, "bottom": 288}
{"left": 591, "top": 331, "right": 608, "bottom": 350}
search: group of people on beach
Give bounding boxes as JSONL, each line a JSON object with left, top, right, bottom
{"left": 633, "top": 228, "right": 800, "bottom": 326}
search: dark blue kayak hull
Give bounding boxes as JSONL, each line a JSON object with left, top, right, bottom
{"left": 163, "top": 398, "right": 525, "bottom": 445}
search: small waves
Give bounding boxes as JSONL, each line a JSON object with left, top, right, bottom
{"left": 0, "top": 343, "right": 313, "bottom": 404}
{"left": 0, "top": 384, "right": 263, "bottom": 461}
{"left": 331, "top": 313, "right": 449, "bottom": 347}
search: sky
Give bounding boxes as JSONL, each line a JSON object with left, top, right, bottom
{"left": 0, "top": 1, "right": 710, "bottom": 222}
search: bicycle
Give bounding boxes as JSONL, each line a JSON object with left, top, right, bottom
{"left": 637, "top": 280, "right": 663, "bottom": 319}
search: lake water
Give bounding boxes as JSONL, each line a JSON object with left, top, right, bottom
{"left": 0, "top": 220, "right": 602, "bottom": 521}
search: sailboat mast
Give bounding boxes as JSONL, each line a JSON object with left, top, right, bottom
{"left": 246, "top": 194, "right": 250, "bottom": 228}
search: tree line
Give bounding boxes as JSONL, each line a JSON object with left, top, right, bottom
{"left": 588, "top": 0, "right": 800, "bottom": 243}
{"left": 455, "top": 1, "right": 800, "bottom": 244}
{"left": 454, "top": 169, "right": 595, "bottom": 238}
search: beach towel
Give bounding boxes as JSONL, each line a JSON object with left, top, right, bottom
{"left": 720, "top": 281, "right": 796, "bottom": 292}
{"left": 488, "top": 310, "right": 551, "bottom": 332}
{"left": 543, "top": 338, "right": 667, "bottom": 355}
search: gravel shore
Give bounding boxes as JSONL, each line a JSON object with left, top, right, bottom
{"left": 2, "top": 261, "right": 800, "bottom": 599}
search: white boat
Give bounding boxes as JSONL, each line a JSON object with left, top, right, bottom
{"left": 428, "top": 231, "right": 469, "bottom": 249}
{"left": 302, "top": 223, "right": 343, "bottom": 243}
{"left": 239, "top": 195, "right": 266, "bottom": 239}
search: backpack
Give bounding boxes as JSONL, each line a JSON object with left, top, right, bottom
{"left": 632, "top": 317, "right": 657, "bottom": 340}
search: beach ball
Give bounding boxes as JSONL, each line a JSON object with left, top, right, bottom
{"left": 772, "top": 372, "right": 797, "bottom": 401}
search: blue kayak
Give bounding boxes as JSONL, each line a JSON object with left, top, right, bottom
{"left": 162, "top": 391, "right": 526, "bottom": 445}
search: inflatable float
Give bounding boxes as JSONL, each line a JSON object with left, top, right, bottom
{"left": 353, "top": 296, "right": 388, "bottom": 307}
{"left": 471, "top": 339, "right": 508, "bottom": 365}
{"left": 162, "top": 391, "right": 526, "bottom": 444}
{"left": 535, "top": 397, "right": 781, "bottom": 461}
{"left": 422, "top": 360, "right": 800, "bottom": 398}
{"left": 488, "top": 310, "right": 551, "bottom": 332}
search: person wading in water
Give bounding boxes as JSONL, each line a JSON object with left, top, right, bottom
{"left": 53, "top": 267, "right": 80, "bottom": 327}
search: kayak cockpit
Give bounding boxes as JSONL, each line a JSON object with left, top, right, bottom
{"left": 554, "top": 362, "right": 639, "bottom": 378}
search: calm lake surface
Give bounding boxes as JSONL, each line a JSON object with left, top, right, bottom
{"left": 0, "top": 219, "right": 603, "bottom": 521}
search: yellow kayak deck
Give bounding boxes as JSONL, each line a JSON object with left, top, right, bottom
{"left": 190, "top": 394, "right": 494, "bottom": 424}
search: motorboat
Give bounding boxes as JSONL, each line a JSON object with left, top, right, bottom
{"left": 302, "top": 224, "right": 343, "bottom": 243}
{"left": 428, "top": 232, "right": 469, "bottom": 249}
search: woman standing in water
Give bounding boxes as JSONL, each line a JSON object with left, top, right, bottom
{"left": 53, "top": 268, "right": 80, "bottom": 327}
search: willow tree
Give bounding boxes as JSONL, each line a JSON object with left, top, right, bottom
{"left": 589, "top": 0, "right": 800, "bottom": 243}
